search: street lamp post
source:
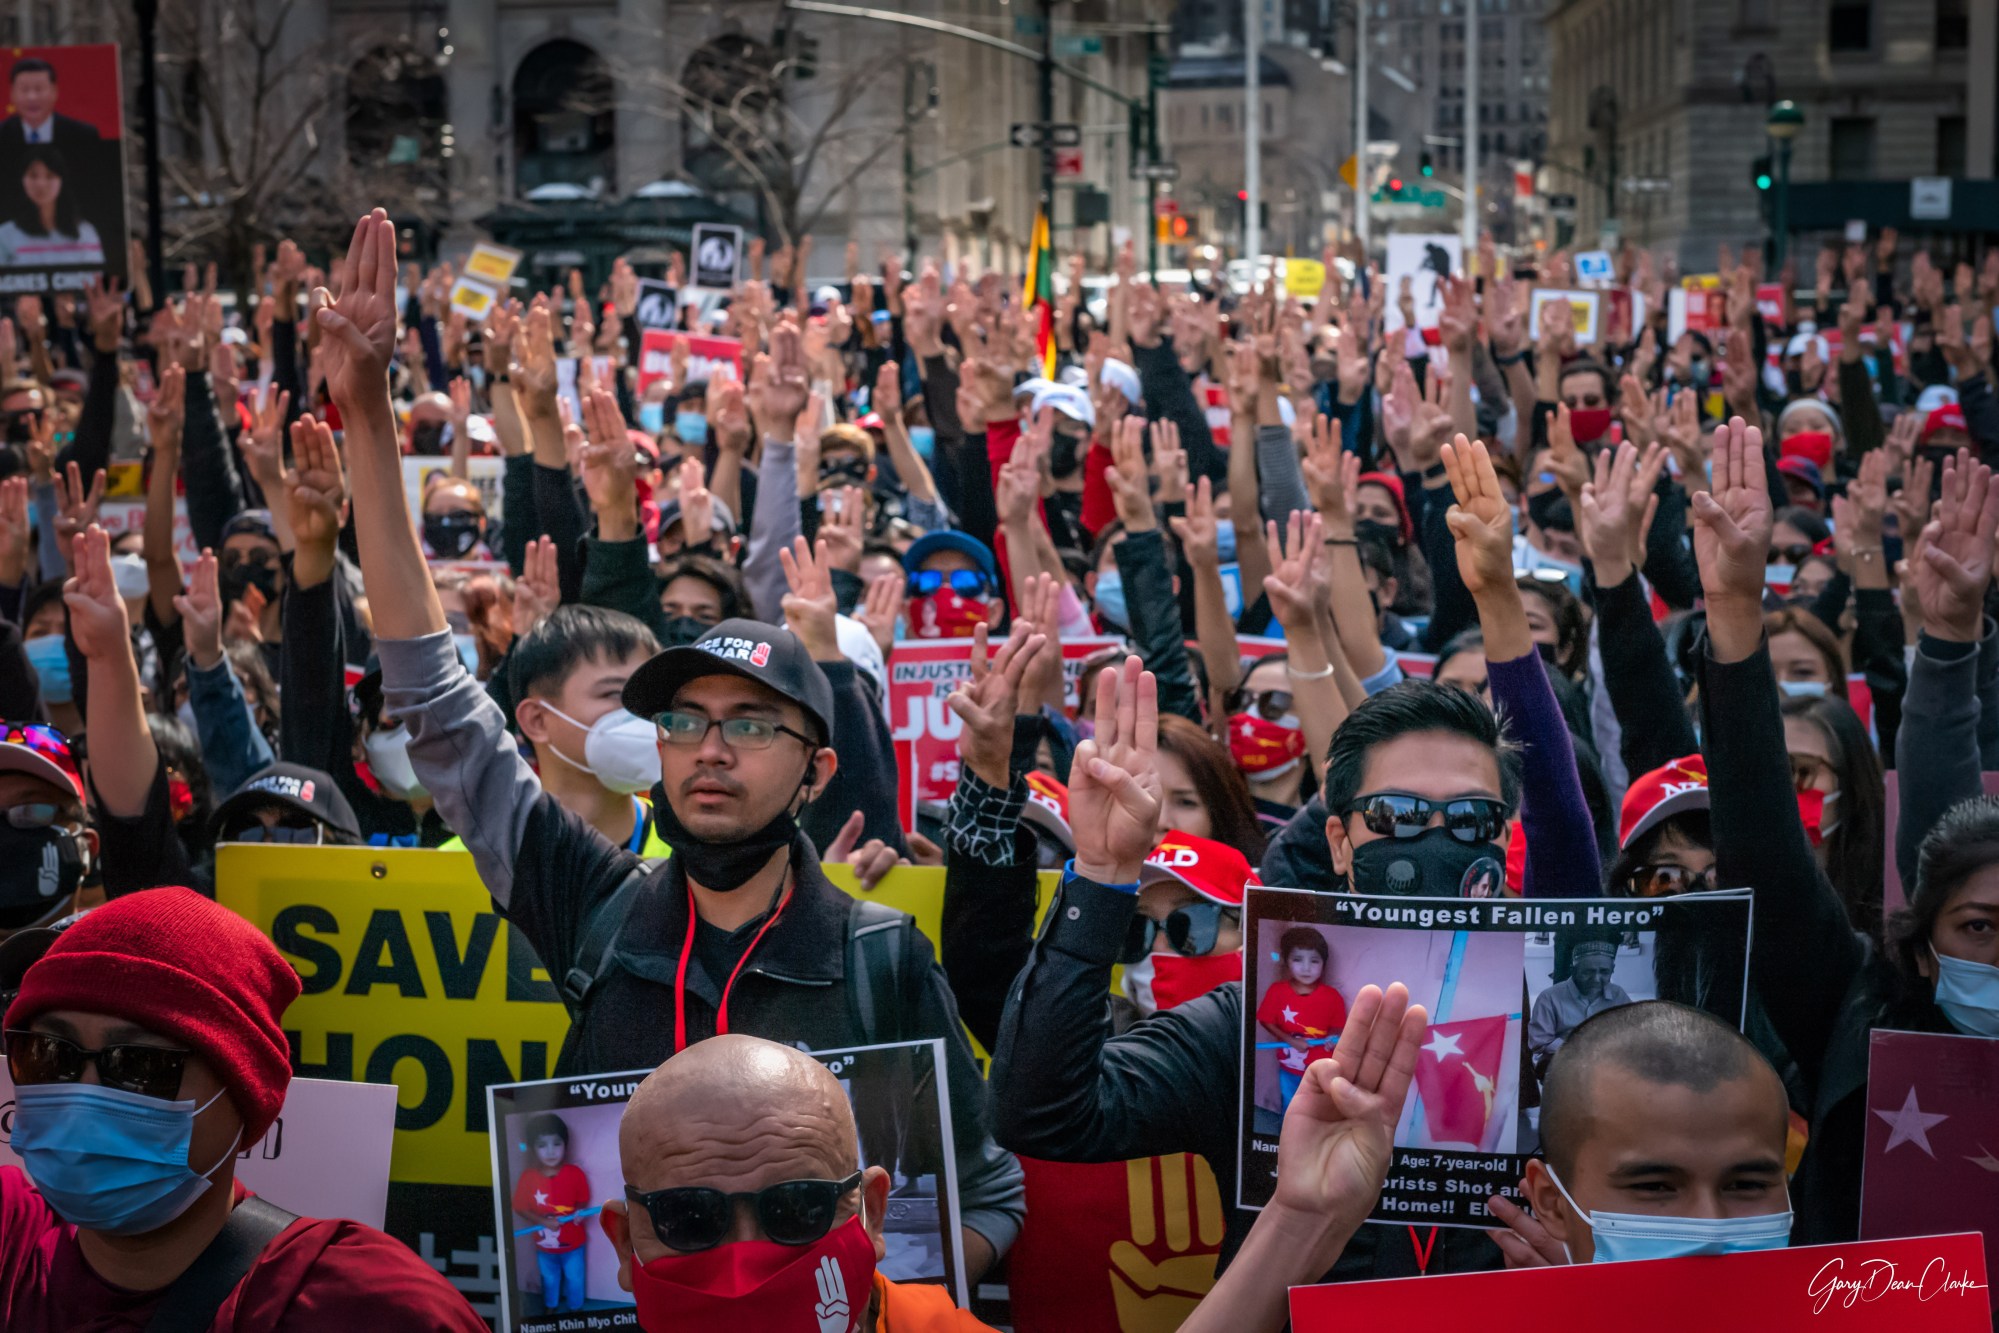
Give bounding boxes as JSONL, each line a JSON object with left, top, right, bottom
{"left": 1765, "top": 99, "right": 1804, "bottom": 270}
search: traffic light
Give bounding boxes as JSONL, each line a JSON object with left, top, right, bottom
{"left": 1751, "top": 154, "right": 1773, "bottom": 192}
{"left": 1420, "top": 151, "right": 1435, "bottom": 177}
{"left": 1388, "top": 177, "right": 1403, "bottom": 192}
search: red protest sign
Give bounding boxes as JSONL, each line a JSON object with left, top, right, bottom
{"left": 1290, "top": 1232, "right": 1990, "bottom": 1330}
{"left": 1756, "top": 282, "right": 1786, "bottom": 324}
{"left": 636, "top": 330, "right": 743, "bottom": 392}
{"left": 1861, "top": 1031, "right": 1999, "bottom": 1314}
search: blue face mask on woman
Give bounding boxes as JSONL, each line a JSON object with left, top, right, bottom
{"left": 24, "top": 634, "right": 70, "bottom": 705}
{"left": 12, "top": 1080, "right": 240, "bottom": 1235}
{"left": 1093, "top": 570, "right": 1129, "bottom": 633}
{"left": 1932, "top": 949, "right": 1999, "bottom": 1037}
{"left": 675, "top": 412, "right": 709, "bottom": 446}
{"left": 908, "top": 425, "right": 936, "bottom": 460}
{"left": 637, "top": 402, "right": 665, "bottom": 435}
{"left": 1546, "top": 1167, "right": 1792, "bottom": 1263}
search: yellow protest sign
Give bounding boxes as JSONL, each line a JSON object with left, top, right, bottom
{"left": 460, "top": 242, "right": 523, "bottom": 286}
{"left": 217, "top": 849, "right": 1072, "bottom": 1186}
{"left": 1284, "top": 258, "right": 1327, "bottom": 300}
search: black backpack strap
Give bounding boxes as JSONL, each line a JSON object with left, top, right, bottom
{"left": 557, "top": 860, "right": 660, "bottom": 1017}
{"left": 145, "top": 1195, "right": 299, "bottom": 1333}
{"left": 846, "top": 898, "right": 912, "bottom": 1046}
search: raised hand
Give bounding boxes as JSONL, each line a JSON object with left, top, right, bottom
{"left": 855, "top": 570, "right": 904, "bottom": 659}
{"left": 1655, "top": 387, "right": 1706, "bottom": 493}
{"left": 0, "top": 476, "right": 28, "bottom": 586}
{"left": 1486, "top": 1189, "right": 1568, "bottom": 1269}
{"left": 1169, "top": 475, "right": 1222, "bottom": 570}
{"left": 173, "top": 549, "right": 226, "bottom": 669}
{"left": 1830, "top": 446, "right": 1889, "bottom": 565}
{"left": 823, "top": 810, "right": 905, "bottom": 891}
{"left": 314, "top": 208, "right": 401, "bottom": 411}
{"left": 1578, "top": 440, "right": 1663, "bottom": 586}
{"left": 1068, "top": 655, "right": 1163, "bottom": 884}
{"left": 777, "top": 536, "right": 841, "bottom": 659}
{"left": 1441, "top": 435, "right": 1515, "bottom": 597}
{"left": 1262, "top": 510, "right": 1326, "bottom": 630}
{"left": 1688, "top": 416, "right": 1773, "bottom": 613}
{"left": 1013, "top": 569, "right": 1067, "bottom": 710}
{"left": 751, "top": 316, "right": 811, "bottom": 440}
{"left": 946, "top": 620, "right": 1046, "bottom": 789}
{"left": 1107, "top": 413, "right": 1156, "bottom": 532}
{"left": 819, "top": 485, "right": 866, "bottom": 574}
{"left": 579, "top": 388, "right": 638, "bottom": 528}
{"left": 84, "top": 273, "right": 125, "bottom": 353}
{"left": 1301, "top": 413, "right": 1359, "bottom": 532}
{"left": 1271, "top": 982, "right": 1427, "bottom": 1238}
{"left": 1915, "top": 448, "right": 1999, "bottom": 642}
{"left": 1149, "top": 418, "right": 1188, "bottom": 502}
{"left": 1543, "top": 402, "right": 1589, "bottom": 501}
{"left": 62, "top": 526, "right": 131, "bottom": 664}
{"left": 282, "top": 414, "right": 347, "bottom": 561}
{"left": 513, "top": 537, "right": 562, "bottom": 640}
{"left": 510, "top": 299, "right": 561, "bottom": 416}
{"left": 1438, "top": 276, "right": 1476, "bottom": 356}
{"left": 708, "top": 377, "right": 751, "bottom": 456}
{"left": 53, "top": 460, "right": 107, "bottom": 561}
{"left": 241, "top": 384, "right": 290, "bottom": 495}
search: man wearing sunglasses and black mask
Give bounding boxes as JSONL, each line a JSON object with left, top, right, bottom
{"left": 0, "top": 888, "right": 486, "bottom": 1329}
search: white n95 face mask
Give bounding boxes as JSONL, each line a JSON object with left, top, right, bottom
{"left": 542, "top": 704, "right": 662, "bottom": 794}
{"left": 363, "top": 725, "right": 427, "bottom": 801}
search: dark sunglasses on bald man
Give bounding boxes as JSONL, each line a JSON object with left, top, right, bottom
{"left": 626, "top": 1172, "right": 863, "bottom": 1252}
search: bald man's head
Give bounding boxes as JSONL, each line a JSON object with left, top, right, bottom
{"left": 605, "top": 1035, "right": 890, "bottom": 1287}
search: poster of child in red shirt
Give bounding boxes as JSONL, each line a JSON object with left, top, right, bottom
{"left": 509, "top": 1112, "right": 592, "bottom": 1314}
{"left": 1254, "top": 926, "right": 1347, "bottom": 1111}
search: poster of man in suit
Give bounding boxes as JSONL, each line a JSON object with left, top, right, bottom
{"left": 0, "top": 44, "right": 127, "bottom": 294}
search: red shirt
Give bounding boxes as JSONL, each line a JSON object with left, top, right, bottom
{"left": 0, "top": 1166, "right": 485, "bottom": 1332}
{"left": 510, "top": 1163, "right": 592, "bottom": 1252}
{"left": 1256, "top": 979, "right": 1347, "bottom": 1073}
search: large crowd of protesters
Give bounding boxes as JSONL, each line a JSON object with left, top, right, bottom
{"left": 0, "top": 210, "right": 1994, "bottom": 1330}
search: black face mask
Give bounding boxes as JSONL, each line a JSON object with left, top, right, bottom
{"left": 1348, "top": 826, "right": 1505, "bottom": 898}
{"left": 220, "top": 561, "right": 281, "bottom": 605}
{"left": 423, "top": 513, "right": 483, "bottom": 558}
{"left": 1536, "top": 641, "right": 1561, "bottom": 667}
{"left": 410, "top": 420, "right": 448, "bottom": 456}
{"left": 1049, "top": 430, "right": 1084, "bottom": 478}
{"left": 818, "top": 459, "right": 870, "bottom": 491}
{"left": 648, "top": 762, "right": 813, "bottom": 892}
{"left": 0, "top": 822, "right": 85, "bottom": 926}
{"left": 1355, "top": 518, "right": 1404, "bottom": 553}
{"left": 659, "top": 615, "right": 711, "bottom": 648}
{"left": 1526, "top": 487, "right": 1574, "bottom": 535}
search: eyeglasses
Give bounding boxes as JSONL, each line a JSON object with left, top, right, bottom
{"left": 626, "top": 1172, "right": 863, "bottom": 1253}
{"left": 1627, "top": 863, "right": 1716, "bottom": 898}
{"left": 5, "top": 1028, "right": 190, "bottom": 1101}
{"left": 223, "top": 820, "right": 323, "bottom": 844}
{"left": 1788, "top": 754, "right": 1837, "bottom": 793}
{"left": 906, "top": 570, "right": 991, "bottom": 599}
{"left": 1120, "top": 902, "right": 1239, "bottom": 963}
{"left": 1349, "top": 792, "right": 1509, "bottom": 844}
{"left": 1767, "top": 544, "right": 1814, "bottom": 567}
{"left": 655, "top": 711, "right": 816, "bottom": 752}
{"left": 1229, "top": 688, "right": 1294, "bottom": 722}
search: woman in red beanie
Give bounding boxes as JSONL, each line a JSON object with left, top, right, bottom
{"left": 0, "top": 887, "right": 487, "bottom": 1331}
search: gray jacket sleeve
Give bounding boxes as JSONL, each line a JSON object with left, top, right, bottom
{"left": 1253, "top": 421, "right": 1311, "bottom": 522}
{"left": 377, "top": 630, "right": 543, "bottom": 908}
{"left": 743, "top": 435, "right": 799, "bottom": 623}
{"left": 1893, "top": 626, "right": 1990, "bottom": 889}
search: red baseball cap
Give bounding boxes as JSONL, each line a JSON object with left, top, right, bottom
{"left": 1021, "top": 771, "right": 1073, "bottom": 850}
{"left": 1924, "top": 404, "right": 1968, "bottom": 441}
{"left": 1140, "top": 830, "right": 1252, "bottom": 906}
{"left": 0, "top": 722, "right": 83, "bottom": 801}
{"left": 1619, "top": 754, "right": 1710, "bottom": 850}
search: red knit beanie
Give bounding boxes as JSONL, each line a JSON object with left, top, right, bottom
{"left": 5, "top": 888, "right": 300, "bottom": 1144}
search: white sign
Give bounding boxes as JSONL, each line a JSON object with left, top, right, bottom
{"left": 0, "top": 1073, "right": 397, "bottom": 1229}
{"left": 450, "top": 243, "right": 524, "bottom": 320}
{"left": 402, "top": 454, "right": 507, "bottom": 528}
{"left": 1382, "top": 233, "right": 1461, "bottom": 333}
{"left": 1530, "top": 288, "right": 1602, "bottom": 346}
{"left": 1573, "top": 249, "right": 1614, "bottom": 283}
{"left": 1909, "top": 177, "right": 1952, "bottom": 221}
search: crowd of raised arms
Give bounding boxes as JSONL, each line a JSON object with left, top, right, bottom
{"left": 0, "top": 211, "right": 1994, "bottom": 1331}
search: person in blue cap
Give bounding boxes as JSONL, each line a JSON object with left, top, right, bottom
{"left": 902, "top": 530, "right": 1003, "bottom": 640}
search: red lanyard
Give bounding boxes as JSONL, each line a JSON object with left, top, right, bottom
{"left": 1408, "top": 1225, "right": 1439, "bottom": 1275}
{"left": 672, "top": 883, "right": 786, "bottom": 1053}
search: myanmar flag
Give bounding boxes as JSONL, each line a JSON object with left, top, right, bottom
{"left": 1021, "top": 208, "right": 1057, "bottom": 379}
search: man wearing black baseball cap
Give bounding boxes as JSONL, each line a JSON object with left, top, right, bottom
{"left": 319, "top": 208, "right": 1022, "bottom": 1280}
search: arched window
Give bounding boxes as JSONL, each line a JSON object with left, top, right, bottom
{"left": 514, "top": 40, "right": 615, "bottom": 196}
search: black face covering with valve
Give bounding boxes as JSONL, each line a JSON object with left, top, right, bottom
{"left": 0, "top": 823, "right": 85, "bottom": 927}
{"left": 648, "top": 755, "right": 816, "bottom": 892}
{"left": 1348, "top": 826, "right": 1505, "bottom": 898}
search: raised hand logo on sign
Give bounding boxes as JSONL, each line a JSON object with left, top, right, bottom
{"left": 691, "top": 223, "right": 743, "bottom": 289}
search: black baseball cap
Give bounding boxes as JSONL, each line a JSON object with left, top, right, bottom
{"left": 210, "top": 762, "right": 362, "bottom": 841}
{"left": 621, "top": 618, "right": 834, "bottom": 743}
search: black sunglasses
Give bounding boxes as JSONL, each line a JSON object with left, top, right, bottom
{"left": 1628, "top": 864, "right": 1716, "bottom": 898}
{"left": 1228, "top": 688, "right": 1295, "bottom": 722}
{"left": 1767, "top": 543, "right": 1814, "bottom": 567}
{"left": 1349, "top": 792, "right": 1508, "bottom": 844}
{"left": 626, "top": 1172, "right": 863, "bottom": 1253}
{"left": 1121, "top": 902, "right": 1239, "bottom": 963}
{"left": 906, "top": 569, "right": 991, "bottom": 599}
{"left": 5, "top": 1028, "right": 190, "bottom": 1100}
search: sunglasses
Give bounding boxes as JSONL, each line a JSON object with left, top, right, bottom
{"left": 1228, "top": 689, "right": 1295, "bottom": 722}
{"left": 1628, "top": 864, "right": 1716, "bottom": 898}
{"left": 224, "top": 820, "right": 323, "bottom": 844}
{"left": 5, "top": 1028, "right": 190, "bottom": 1100}
{"left": 1767, "top": 544, "right": 1814, "bottom": 567}
{"left": 655, "top": 711, "right": 816, "bottom": 752}
{"left": 5, "top": 802, "right": 62, "bottom": 829}
{"left": 626, "top": 1172, "right": 863, "bottom": 1253}
{"left": 1120, "top": 901, "right": 1239, "bottom": 963}
{"left": 906, "top": 570, "right": 991, "bottom": 599}
{"left": 1349, "top": 792, "right": 1509, "bottom": 844}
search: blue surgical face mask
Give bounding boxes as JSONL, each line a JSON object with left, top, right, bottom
{"left": 1215, "top": 518, "right": 1238, "bottom": 564}
{"left": 638, "top": 402, "right": 666, "bottom": 435}
{"left": 24, "top": 634, "right": 70, "bottom": 705}
{"left": 453, "top": 632, "right": 480, "bottom": 675}
{"left": 12, "top": 1080, "right": 240, "bottom": 1235}
{"left": 1547, "top": 1167, "right": 1792, "bottom": 1264}
{"left": 1093, "top": 569, "right": 1129, "bottom": 633}
{"left": 1777, "top": 678, "right": 1828, "bottom": 699}
{"left": 1765, "top": 563, "right": 1797, "bottom": 589}
{"left": 466, "top": 365, "right": 487, "bottom": 389}
{"left": 1932, "top": 949, "right": 1999, "bottom": 1037}
{"left": 908, "top": 425, "right": 936, "bottom": 460}
{"left": 675, "top": 411, "right": 709, "bottom": 446}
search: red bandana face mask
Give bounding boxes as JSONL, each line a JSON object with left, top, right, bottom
{"left": 632, "top": 1213, "right": 875, "bottom": 1333}
{"left": 1228, "top": 713, "right": 1305, "bottom": 779}
{"left": 910, "top": 589, "right": 988, "bottom": 639}
{"left": 1151, "top": 949, "right": 1243, "bottom": 1011}
{"left": 1567, "top": 407, "right": 1614, "bottom": 443}
{"left": 1796, "top": 788, "right": 1837, "bottom": 847}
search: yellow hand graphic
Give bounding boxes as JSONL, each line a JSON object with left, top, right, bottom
{"left": 1107, "top": 1153, "right": 1225, "bottom": 1333}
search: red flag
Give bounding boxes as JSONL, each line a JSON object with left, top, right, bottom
{"left": 1410, "top": 1014, "right": 1509, "bottom": 1147}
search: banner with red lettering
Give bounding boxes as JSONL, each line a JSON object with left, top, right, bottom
{"left": 1860, "top": 1031, "right": 1999, "bottom": 1313}
{"left": 636, "top": 329, "right": 743, "bottom": 391}
{"left": 889, "top": 635, "right": 1123, "bottom": 829}
{"left": 1290, "top": 1232, "right": 1990, "bottom": 1329}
